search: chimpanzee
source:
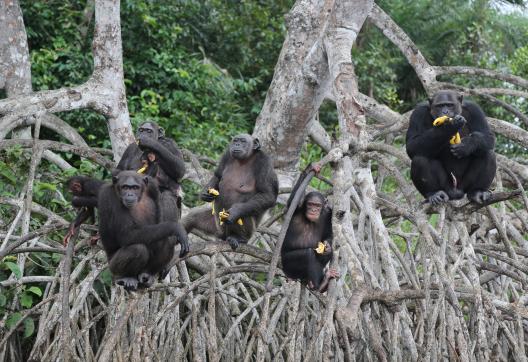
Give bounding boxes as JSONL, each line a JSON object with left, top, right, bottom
{"left": 117, "top": 121, "right": 185, "bottom": 219}
{"left": 406, "top": 90, "right": 496, "bottom": 205}
{"left": 280, "top": 164, "right": 338, "bottom": 293}
{"left": 98, "top": 171, "right": 189, "bottom": 290}
{"left": 182, "top": 134, "right": 278, "bottom": 250}
{"left": 63, "top": 176, "right": 105, "bottom": 245}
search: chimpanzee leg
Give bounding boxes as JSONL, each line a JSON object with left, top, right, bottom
{"left": 281, "top": 249, "right": 324, "bottom": 288}
{"left": 139, "top": 239, "right": 175, "bottom": 287}
{"left": 182, "top": 207, "right": 220, "bottom": 236}
{"left": 109, "top": 244, "right": 149, "bottom": 290}
{"left": 460, "top": 151, "right": 496, "bottom": 203}
{"left": 225, "top": 217, "right": 256, "bottom": 250}
{"left": 306, "top": 255, "right": 326, "bottom": 291}
{"left": 411, "top": 156, "right": 459, "bottom": 204}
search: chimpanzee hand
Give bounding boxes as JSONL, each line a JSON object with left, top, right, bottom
{"left": 178, "top": 233, "right": 189, "bottom": 257}
{"left": 225, "top": 204, "right": 242, "bottom": 225}
{"left": 200, "top": 191, "right": 215, "bottom": 202}
{"left": 137, "top": 135, "right": 157, "bottom": 150}
{"left": 321, "top": 241, "right": 332, "bottom": 256}
{"left": 449, "top": 115, "right": 466, "bottom": 130}
{"left": 450, "top": 138, "right": 476, "bottom": 158}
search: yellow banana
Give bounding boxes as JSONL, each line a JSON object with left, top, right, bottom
{"left": 218, "top": 209, "right": 243, "bottom": 226}
{"left": 314, "top": 241, "right": 326, "bottom": 254}
{"left": 433, "top": 116, "right": 461, "bottom": 144}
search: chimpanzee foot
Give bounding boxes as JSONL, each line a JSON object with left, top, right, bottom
{"left": 226, "top": 236, "right": 246, "bottom": 250}
{"left": 427, "top": 191, "right": 449, "bottom": 206}
{"left": 468, "top": 190, "right": 492, "bottom": 204}
{"left": 115, "top": 277, "right": 139, "bottom": 291}
{"left": 326, "top": 268, "right": 340, "bottom": 279}
{"left": 138, "top": 273, "right": 156, "bottom": 288}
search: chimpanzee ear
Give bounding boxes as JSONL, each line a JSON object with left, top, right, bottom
{"left": 457, "top": 94, "right": 463, "bottom": 104}
{"left": 253, "top": 138, "right": 261, "bottom": 150}
{"left": 158, "top": 127, "right": 165, "bottom": 136}
{"left": 112, "top": 175, "right": 119, "bottom": 185}
{"left": 143, "top": 176, "right": 150, "bottom": 185}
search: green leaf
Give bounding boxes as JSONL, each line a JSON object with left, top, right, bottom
{"left": 27, "top": 286, "right": 43, "bottom": 297}
{"left": 0, "top": 293, "right": 6, "bottom": 307}
{"left": 6, "top": 312, "right": 22, "bottom": 330}
{"left": 20, "top": 293, "right": 33, "bottom": 308}
{"left": 23, "top": 318, "right": 35, "bottom": 338}
{"left": 5, "top": 262, "right": 21, "bottom": 279}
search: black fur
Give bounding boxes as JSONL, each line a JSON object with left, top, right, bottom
{"left": 281, "top": 169, "right": 333, "bottom": 290}
{"left": 63, "top": 176, "right": 106, "bottom": 244}
{"left": 183, "top": 134, "right": 278, "bottom": 249}
{"left": 406, "top": 91, "right": 496, "bottom": 205}
{"left": 97, "top": 171, "right": 188, "bottom": 289}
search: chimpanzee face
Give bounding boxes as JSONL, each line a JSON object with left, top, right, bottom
{"left": 68, "top": 179, "right": 83, "bottom": 195}
{"left": 229, "top": 134, "right": 260, "bottom": 160}
{"left": 429, "top": 90, "right": 463, "bottom": 119}
{"left": 304, "top": 192, "right": 325, "bottom": 223}
{"left": 113, "top": 172, "right": 147, "bottom": 209}
{"left": 137, "top": 122, "right": 162, "bottom": 140}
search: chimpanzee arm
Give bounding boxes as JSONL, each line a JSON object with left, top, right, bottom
{"left": 202, "top": 152, "right": 230, "bottom": 199}
{"left": 72, "top": 207, "right": 94, "bottom": 227}
{"left": 286, "top": 166, "right": 310, "bottom": 209}
{"left": 140, "top": 137, "right": 186, "bottom": 181}
{"left": 461, "top": 102, "right": 495, "bottom": 154}
{"left": 316, "top": 209, "right": 333, "bottom": 266}
{"left": 406, "top": 104, "right": 462, "bottom": 159}
{"left": 116, "top": 144, "right": 143, "bottom": 171}
{"left": 72, "top": 196, "right": 98, "bottom": 208}
{"left": 117, "top": 222, "right": 183, "bottom": 247}
{"left": 228, "top": 153, "right": 278, "bottom": 218}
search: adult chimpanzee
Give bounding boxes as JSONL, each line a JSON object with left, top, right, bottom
{"left": 182, "top": 134, "right": 278, "bottom": 250}
{"left": 406, "top": 90, "right": 496, "bottom": 205}
{"left": 280, "top": 164, "right": 338, "bottom": 293}
{"left": 63, "top": 176, "right": 105, "bottom": 245}
{"left": 117, "top": 121, "right": 185, "bottom": 219}
{"left": 98, "top": 171, "right": 189, "bottom": 290}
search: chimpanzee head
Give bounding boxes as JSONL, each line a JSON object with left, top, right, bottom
{"left": 229, "top": 134, "right": 260, "bottom": 160}
{"left": 67, "top": 176, "right": 84, "bottom": 195}
{"left": 137, "top": 121, "right": 163, "bottom": 141}
{"left": 429, "top": 90, "right": 463, "bottom": 119}
{"left": 112, "top": 171, "right": 148, "bottom": 209}
{"left": 302, "top": 192, "right": 326, "bottom": 223}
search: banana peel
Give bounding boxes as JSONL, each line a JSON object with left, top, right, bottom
{"left": 208, "top": 188, "right": 220, "bottom": 215}
{"left": 432, "top": 116, "right": 461, "bottom": 145}
{"left": 208, "top": 188, "right": 219, "bottom": 196}
{"left": 137, "top": 161, "right": 148, "bottom": 174}
{"left": 218, "top": 209, "right": 243, "bottom": 226}
{"left": 314, "top": 241, "right": 326, "bottom": 254}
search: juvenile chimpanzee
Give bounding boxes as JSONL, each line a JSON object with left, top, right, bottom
{"left": 98, "top": 171, "right": 189, "bottom": 290}
{"left": 281, "top": 164, "right": 338, "bottom": 293}
{"left": 117, "top": 121, "right": 185, "bottom": 219}
{"left": 406, "top": 90, "right": 496, "bottom": 205}
{"left": 63, "top": 176, "right": 105, "bottom": 245}
{"left": 182, "top": 134, "right": 278, "bottom": 250}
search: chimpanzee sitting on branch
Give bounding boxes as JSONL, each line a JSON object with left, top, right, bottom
{"left": 98, "top": 171, "right": 189, "bottom": 290}
{"left": 182, "top": 134, "right": 278, "bottom": 250}
{"left": 117, "top": 121, "right": 185, "bottom": 219}
{"left": 406, "top": 90, "right": 496, "bottom": 205}
{"left": 280, "top": 164, "right": 338, "bottom": 293}
{"left": 63, "top": 176, "right": 105, "bottom": 245}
